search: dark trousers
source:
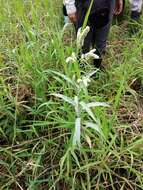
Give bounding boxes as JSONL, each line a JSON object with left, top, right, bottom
{"left": 75, "top": 0, "right": 115, "bottom": 54}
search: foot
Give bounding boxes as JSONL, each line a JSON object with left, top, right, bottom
{"left": 93, "top": 49, "right": 102, "bottom": 68}
{"left": 131, "top": 11, "right": 141, "bottom": 22}
{"left": 93, "top": 57, "right": 102, "bottom": 68}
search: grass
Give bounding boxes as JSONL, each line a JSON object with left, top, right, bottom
{"left": 0, "top": 0, "right": 143, "bottom": 189}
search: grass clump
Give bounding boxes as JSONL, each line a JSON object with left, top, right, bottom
{"left": 0, "top": 0, "right": 143, "bottom": 189}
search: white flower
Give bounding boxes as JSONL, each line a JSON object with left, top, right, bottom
{"left": 66, "top": 52, "right": 77, "bottom": 63}
{"left": 81, "top": 49, "right": 99, "bottom": 61}
{"left": 77, "top": 26, "right": 90, "bottom": 49}
{"left": 82, "top": 76, "right": 91, "bottom": 87}
{"left": 77, "top": 76, "right": 91, "bottom": 87}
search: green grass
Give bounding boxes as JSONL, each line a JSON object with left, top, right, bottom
{"left": 0, "top": 0, "right": 143, "bottom": 189}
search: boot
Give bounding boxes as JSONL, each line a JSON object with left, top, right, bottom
{"left": 93, "top": 49, "right": 102, "bottom": 68}
{"left": 131, "top": 11, "right": 141, "bottom": 22}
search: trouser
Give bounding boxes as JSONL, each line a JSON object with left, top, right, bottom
{"left": 75, "top": 0, "right": 115, "bottom": 54}
{"left": 130, "top": 0, "right": 142, "bottom": 12}
{"left": 63, "top": 4, "right": 67, "bottom": 16}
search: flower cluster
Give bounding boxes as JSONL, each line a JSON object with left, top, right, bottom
{"left": 65, "top": 26, "right": 99, "bottom": 65}
{"left": 76, "top": 26, "right": 90, "bottom": 50}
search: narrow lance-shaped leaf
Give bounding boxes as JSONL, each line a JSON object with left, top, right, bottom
{"left": 51, "top": 93, "right": 75, "bottom": 106}
{"left": 87, "top": 102, "right": 110, "bottom": 108}
{"left": 71, "top": 150, "right": 81, "bottom": 168}
{"left": 85, "top": 121, "right": 105, "bottom": 138}
{"left": 60, "top": 149, "right": 70, "bottom": 172}
{"left": 72, "top": 117, "right": 81, "bottom": 146}
{"left": 85, "top": 134, "right": 92, "bottom": 149}
{"left": 86, "top": 69, "right": 99, "bottom": 78}
{"left": 46, "top": 70, "right": 77, "bottom": 88}
{"left": 80, "top": 101, "right": 98, "bottom": 122}
{"left": 82, "top": 0, "right": 94, "bottom": 30}
{"left": 74, "top": 96, "right": 80, "bottom": 116}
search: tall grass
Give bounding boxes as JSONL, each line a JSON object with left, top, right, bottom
{"left": 0, "top": 0, "right": 143, "bottom": 189}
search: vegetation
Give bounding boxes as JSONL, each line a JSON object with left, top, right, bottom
{"left": 0, "top": 0, "right": 143, "bottom": 189}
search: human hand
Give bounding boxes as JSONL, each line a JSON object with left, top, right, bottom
{"left": 68, "top": 12, "right": 77, "bottom": 23}
{"left": 114, "top": 0, "right": 123, "bottom": 15}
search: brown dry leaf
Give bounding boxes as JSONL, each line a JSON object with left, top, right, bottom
{"left": 85, "top": 134, "right": 92, "bottom": 149}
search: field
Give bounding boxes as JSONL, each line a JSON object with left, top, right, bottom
{"left": 0, "top": 0, "right": 143, "bottom": 189}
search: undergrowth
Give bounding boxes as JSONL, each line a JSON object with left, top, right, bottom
{"left": 0, "top": 0, "right": 143, "bottom": 189}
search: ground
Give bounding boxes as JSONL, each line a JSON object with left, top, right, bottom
{"left": 0, "top": 0, "right": 143, "bottom": 189}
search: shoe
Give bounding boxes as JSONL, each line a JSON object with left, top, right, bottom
{"left": 131, "top": 11, "right": 141, "bottom": 22}
{"left": 93, "top": 49, "right": 102, "bottom": 68}
{"left": 93, "top": 57, "right": 102, "bottom": 68}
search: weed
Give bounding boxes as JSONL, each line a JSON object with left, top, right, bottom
{"left": 0, "top": 0, "right": 143, "bottom": 189}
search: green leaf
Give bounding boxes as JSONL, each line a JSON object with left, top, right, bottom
{"left": 85, "top": 121, "right": 105, "bottom": 138}
{"left": 51, "top": 93, "right": 75, "bottom": 106}
{"left": 80, "top": 101, "right": 97, "bottom": 122}
{"left": 87, "top": 102, "right": 110, "bottom": 108}
{"left": 72, "top": 117, "right": 81, "bottom": 146}
{"left": 47, "top": 70, "right": 77, "bottom": 87}
{"left": 82, "top": 0, "right": 94, "bottom": 30}
{"left": 86, "top": 69, "right": 99, "bottom": 78}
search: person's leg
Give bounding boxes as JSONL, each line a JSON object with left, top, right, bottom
{"left": 93, "top": 23, "right": 110, "bottom": 54}
{"left": 90, "top": 23, "right": 110, "bottom": 68}
{"left": 130, "top": 0, "right": 142, "bottom": 20}
{"left": 82, "top": 28, "right": 94, "bottom": 54}
{"left": 75, "top": 2, "right": 94, "bottom": 54}
{"left": 93, "top": 0, "right": 115, "bottom": 54}
{"left": 75, "top": 0, "right": 115, "bottom": 68}
{"left": 89, "top": 0, "right": 115, "bottom": 68}
{"left": 75, "top": 0, "right": 114, "bottom": 54}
